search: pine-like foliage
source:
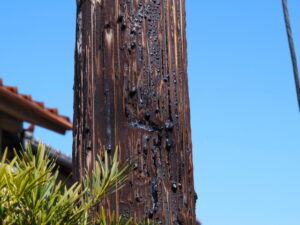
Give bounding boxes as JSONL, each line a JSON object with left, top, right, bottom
{"left": 0, "top": 144, "right": 155, "bottom": 225}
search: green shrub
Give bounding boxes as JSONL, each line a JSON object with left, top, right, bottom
{"left": 0, "top": 144, "right": 155, "bottom": 225}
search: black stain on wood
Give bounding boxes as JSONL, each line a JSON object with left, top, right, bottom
{"left": 73, "top": 0, "right": 196, "bottom": 224}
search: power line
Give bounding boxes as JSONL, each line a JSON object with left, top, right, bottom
{"left": 282, "top": 0, "right": 300, "bottom": 111}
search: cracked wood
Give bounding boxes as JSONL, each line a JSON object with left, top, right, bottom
{"left": 73, "top": 0, "right": 196, "bottom": 224}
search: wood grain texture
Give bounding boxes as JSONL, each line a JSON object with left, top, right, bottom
{"left": 73, "top": 0, "right": 196, "bottom": 224}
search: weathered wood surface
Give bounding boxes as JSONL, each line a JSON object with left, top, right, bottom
{"left": 73, "top": 0, "right": 196, "bottom": 224}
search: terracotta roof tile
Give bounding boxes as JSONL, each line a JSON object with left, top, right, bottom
{"left": 5, "top": 86, "right": 18, "bottom": 93}
{"left": 47, "top": 108, "right": 59, "bottom": 115}
{"left": 60, "top": 115, "right": 71, "bottom": 122}
{"left": 34, "top": 101, "right": 45, "bottom": 108}
{"left": 20, "top": 94, "right": 32, "bottom": 101}
{"left": 0, "top": 77, "right": 72, "bottom": 134}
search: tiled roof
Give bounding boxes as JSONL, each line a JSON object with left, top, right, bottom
{"left": 0, "top": 77, "right": 72, "bottom": 134}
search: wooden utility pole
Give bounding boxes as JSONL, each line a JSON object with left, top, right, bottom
{"left": 73, "top": 0, "right": 196, "bottom": 224}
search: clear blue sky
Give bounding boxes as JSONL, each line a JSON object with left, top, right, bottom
{"left": 1, "top": 1, "right": 300, "bottom": 224}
